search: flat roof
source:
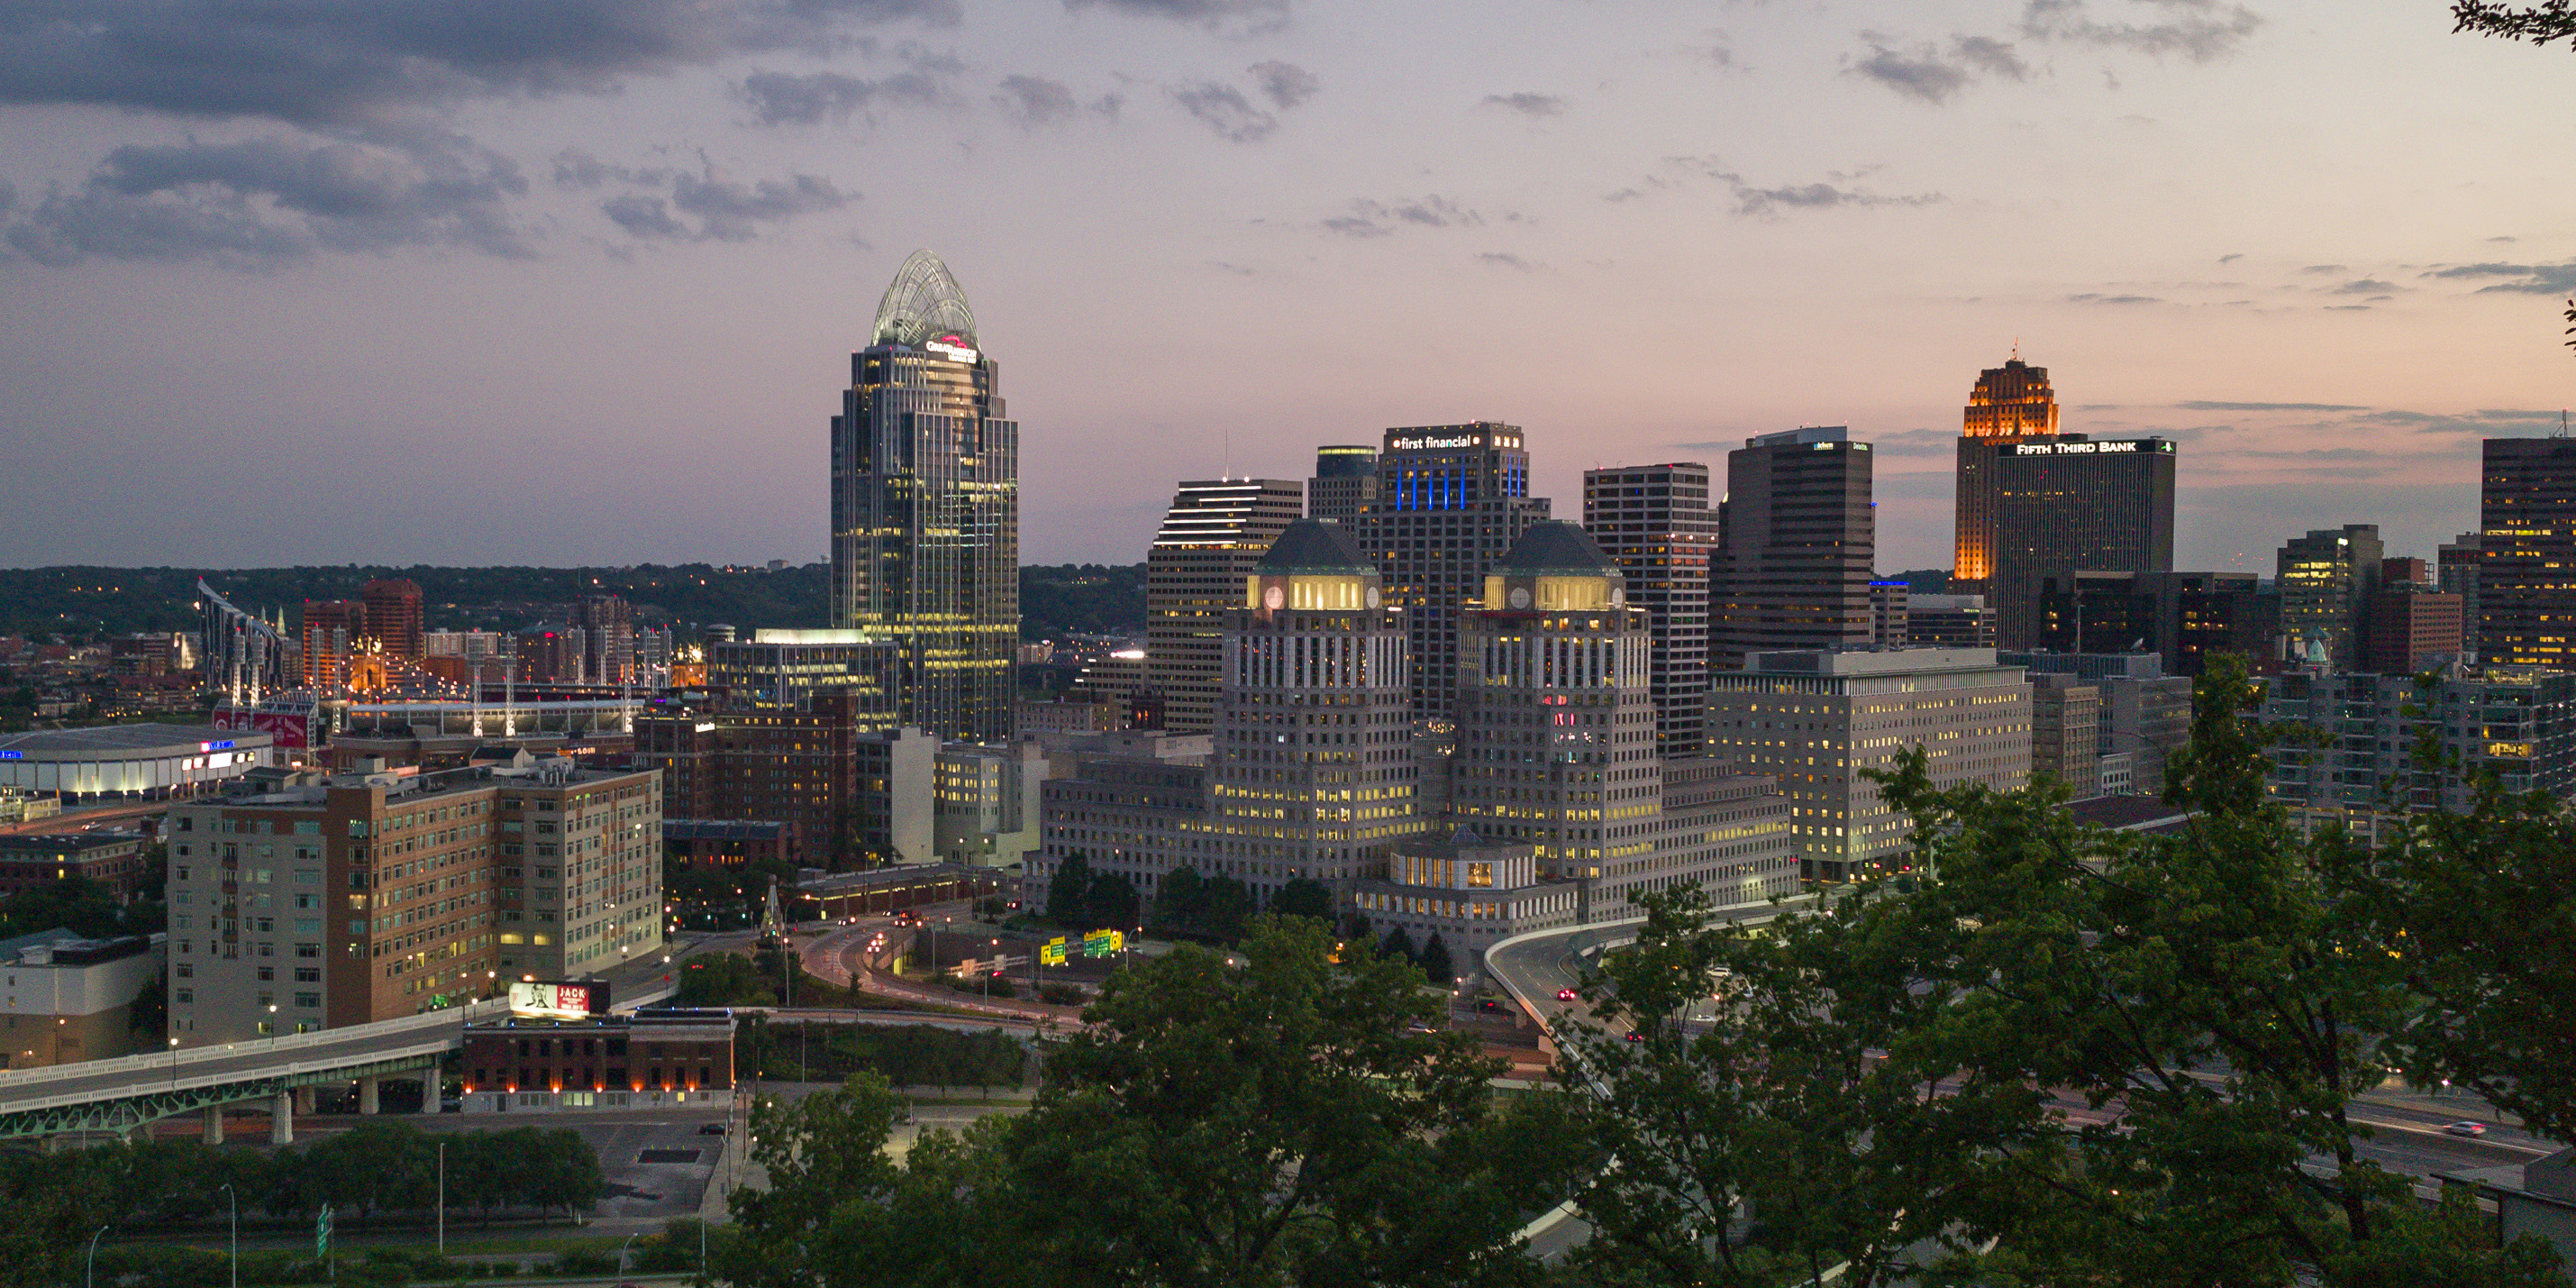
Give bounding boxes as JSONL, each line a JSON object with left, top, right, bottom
{"left": 0, "top": 723, "right": 274, "bottom": 757}
{"left": 0, "top": 832, "right": 145, "bottom": 854}
{"left": 666, "top": 819, "right": 788, "bottom": 840}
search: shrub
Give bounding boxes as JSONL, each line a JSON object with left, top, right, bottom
{"left": 548, "top": 1247, "right": 618, "bottom": 1275}
{"left": 1038, "top": 982, "right": 1087, "bottom": 1006}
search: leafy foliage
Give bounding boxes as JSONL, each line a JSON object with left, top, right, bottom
{"left": 2453, "top": 0, "right": 2576, "bottom": 47}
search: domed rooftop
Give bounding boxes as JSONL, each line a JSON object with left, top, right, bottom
{"left": 871, "top": 250, "right": 979, "bottom": 349}
{"left": 1493, "top": 521, "right": 1619, "bottom": 578}
{"left": 1257, "top": 519, "right": 1374, "bottom": 575}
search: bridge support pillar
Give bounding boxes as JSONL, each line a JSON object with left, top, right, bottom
{"left": 359, "top": 1077, "right": 379, "bottom": 1116}
{"left": 204, "top": 1105, "right": 224, "bottom": 1145}
{"left": 293, "top": 1084, "right": 315, "bottom": 1116}
{"left": 270, "top": 1091, "right": 294, "bottom": 1146}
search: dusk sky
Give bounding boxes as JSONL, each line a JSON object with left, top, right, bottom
{"left": 3, "top": 0, "right": 2570, "bottom": 576}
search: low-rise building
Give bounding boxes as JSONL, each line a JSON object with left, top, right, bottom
{"left": 0, "top": 929, "right": 164, "bottom": 1069}
{"left": 459, "top": 1011, "right": 734, "bottom": 1112}
{"left": 2028, "top": 673, "right": 2102, "bottom": 799}
{"left": 0, "top": 831, "right": 154, "bottom": 902}
{"left": 663, "top": 818, "right": 798, "bottom": 872}
{"left": 1351, "top": 827, "right": 1580, "bottom": 985}
{"left": 0, "top": 724, "right": 275, "bottom": 801}
{"left": 1709, "top": 648, "right": 2032, "bottom": 882}
{"left": 2261, "top": 665, "right": 2576, "bottom": 816}
{"left": 2005, "top": 652, "right": 2193, "bottom": 795}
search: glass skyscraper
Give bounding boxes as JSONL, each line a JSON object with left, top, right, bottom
{"left": 831, "top": 251, "right": 1020, "bottom": 744}
{"left": 1357, "top": 423, "right": 1550, "bottom": 722}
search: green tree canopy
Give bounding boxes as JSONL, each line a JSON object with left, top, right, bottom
{"left": 1270, "top": 877, "right": 1334, "bottom": 923}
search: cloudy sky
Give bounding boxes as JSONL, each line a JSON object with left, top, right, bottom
{"left": 2, "top": 0, "right": 2570, "bottom": 576}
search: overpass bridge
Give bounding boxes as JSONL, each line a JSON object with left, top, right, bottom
{"left": 0, "top": 999, "right": 507, "bottom": 1144}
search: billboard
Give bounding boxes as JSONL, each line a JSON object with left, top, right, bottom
{"left": 507, "top": 981, "right": 606, "bottom": 1020}
{"left": 214, "top": 703, "right": 313, "bottom": 750}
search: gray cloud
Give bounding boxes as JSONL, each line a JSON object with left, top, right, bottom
{"left": 1475, "top": 251, "right": 1538, "bottom": 270}
{"left": 2362, "top": 407, "right": 2569, "bottom": 434}
{"left": 0, "top": 0, "right": 959, "bottom": 132}
{"left": 1483, "top": 92, "right": 1569, "bottom": 117}
{"left": 1324, "top": 195, "right": 1482, "bottom": 238}
{"left": 2174, "top": 400, "right": 2368, "bottom": 412}
{"left": 5, "top": 134, "right": 532, "bottom": 268}
{"left": 736, "top": 59, "right": 956, "bottom": 126}
{"left": 2019, "top": 0, "right": 2263, "bottom": 62}
{"left": 2218, "top": 252, "right": 2243, "bottom": 263}
{"left": 2067, "top": 292, "right": 2160, "bottom": 304}
{"left": 1849, "top": 33, "right": 2027, "bottom": 104}
{"left": 1249, "top": 60, "right": 1319, "bottom": 110}
{"left": 994, "top": 74, "right": 1079, "bottom": 127}
{"left": 1869, "top": 428, "right": 1961, "bottom": 455}
{"left": 1061, "top": 0, "right": 1287, "bottom": 34}
{"left": 601, "top": 192, "right": 691, "bottom": 240}
{"left": 2423, "top": 260, "right": 2576, "bottom": 295}
{"left": 2300, "top": 263, "right": 2346, "bottom": 274}
{"left": 2327, "top": 278, "right": 2399, "bottom": 295}
{"left": 667, "top": 171, "right": 850, "bottom": 241}
{"left": 1170, "top": 82, "right": 1277, "bottom": 142}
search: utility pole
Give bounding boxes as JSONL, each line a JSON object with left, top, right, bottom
{"left": 435, "top": 1141, "right": 444, "bottom": 1254}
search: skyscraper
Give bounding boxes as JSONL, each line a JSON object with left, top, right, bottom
{"left": 830, "top": 251, "right": 1020, "bottom": 744}
{"left": 1981, "top": 435, "right": 2178, "bottom": 648}
{"left": 1212, "top": 519, "right": 1424, "bottom": 897}
{"left": 1582, "top": 462, "right": 1717, "bottom": 757}
{"left": 360, "top": 579, "right": 424, "bottom": 662}
{"left": 569, "top": 593, "right": 634, "bottom": 686}
{"left": 1953, "top": 354, "right": 2062, "bottom": 593}
{"left": 2476, "top": 437, "right": 2576, "bottom": 670}
{"left": 1307, "top": 445, "right": 1378, "bottom": 525}
{"left": 1358, "top": 423, "right": 1550, "bottom": 721}
{"left": 1452, "top": 521, "right": 1799, "bottom": 910}
{"left": 1711, "top": 426, "right": 1875, "bottom": 670}
{"left": 2277, "top": 525, "right": 2384, "bottom": 668}
{"left": 1145, "top": 478, "right": 1304, "bottom": 734}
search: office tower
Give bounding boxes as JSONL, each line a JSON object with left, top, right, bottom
{"left": 2362, "top": 585, "right": 2465, "bottom": 675}
{"left": 360, "top": 579, "right": 424, "bottom": 662}
{"left": 514, "top": 625, "right": 587, "bottom": 684}
{"left": 1708, "top": 648, "right": 2032, "bottom": 882}
{"left": 1359, "top": 422, "right": 1551, "bottom": 721}
{"left": 2277, "top": 525, "right": 2385, "bottom": 668}
{"left": 1308, "top": 445, "right": 1378, "bottom": 525}
{"left": 830, "top": 250, "right": 1020, "bottom": 744}
{"left": 2439, "top": 532, "right": 2482, "bottom": 656}
{"left": 2477, "top": 437, "right": 2576, "bottom": 669}
{"left": 2004, "top": 652, "right": 2192, "bottom": 795}
{"left": 1210, "top": 519, "right": 1424, "bottom": 898}
{"left": 707, "top": 629, "right": 905, "bottom": 714}
{"left": 1953, "top": 354, "right": 2062, "bottom": 593}
{"left": 1582, "top": 462, "right": 1718, "bottom": 757}
{"left": 1905, "top": 594, "right": 1997, "bottom": 648}
{"left": 1869, "top": 580, "right": 1910, "bottom": 647}
{"left": 1452, "top": 521, "right": 1799, "bottom": 912}
{"left": 569, "top": 594, "right": 634, "bottom": 686}
{"left": 2035, "top": 571, "right": 2270, "bottom": 676}
{"left": 1711, "top": 426, "right": 1875, "bottom": 670}
{"left": 1145, "top": 479, "right": 1305, "bottom": 734}
{"left": 633, "top": 698, "right": 931, "bottom": 866}
{"left": 1972, "top": 436, "right": 2178, "bottom": 650}
{"left": 2028, "top": 673, "right": 2102, "bottom": 799}
{"left": 302, "top": 600, "right": 365, "bottom": 691}
{"left": 165, "top": 758, "right": 661, "bottom": 1045}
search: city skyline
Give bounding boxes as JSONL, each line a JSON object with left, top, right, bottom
{"left": 2, "top": 2, "right": 2571, "bottom": 575}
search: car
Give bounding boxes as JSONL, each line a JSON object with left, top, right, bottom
{"left": 2444, "top": 1120, "right": 2489, "bottom": 1137}
{"left": 1625, "top": 1031, "right": 1645, "bottom": 1043}
{"left": 697, "top": 1122, "right": 730, "bottom": 1136}
{"left": 1556, "top": 988, "right": 1578, "bottom": 1001}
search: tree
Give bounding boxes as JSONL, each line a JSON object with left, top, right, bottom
{"left": 1201, "top": 872, "right": 1254, "bottom": 941}
{"left": 1046, "top": 852, "right": 1093, "bottom": 921}
{"left": 1269, "top": 877, "right": 1333, "bottom": 923}
{"left": 1151, "top": 865, "right": 1207, "bottom": 932}
{"left": 676, "top": 952, "right": 777, "bottom": 1007}
{"left": 2453, "top": 0, "right": 2576, "bottom": 48}
{"left": 1379, "top": 923, "right": 1415, "bottom": 964}
{"left": 1082, "top": 873, "right": 1141, "bottom": 934}
{"left": 721, "top": 1074, "right": 907, "bottom": 1288}
{"left": 1418, "top": 932, "right": 1453, "bottom": 985}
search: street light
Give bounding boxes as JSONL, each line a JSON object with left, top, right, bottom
{"left": 619, "top": 1233, "right": 638, "bottom": 1277}
{"left": 85, "top": 1226, "right": 108, "bottom": 1288}
{"left": 215, "top": 1183, "right": 238, "bottom": 1288}
{"left": 168, "top": 1037, "right": 180, "bottom": 1085}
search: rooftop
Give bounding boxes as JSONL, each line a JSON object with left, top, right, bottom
{"left": 1493, "top": 521, "right": 1619, "bottom": 578}
{"left": 1256, "top": 519, "right": 1375, "bottom": 576}
{"left": 0, "top": 724, "right": 274, "bottom": 756}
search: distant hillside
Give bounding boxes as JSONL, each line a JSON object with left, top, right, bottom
{"left": 0, "top": 562, "right": 1148, "bottom": 643}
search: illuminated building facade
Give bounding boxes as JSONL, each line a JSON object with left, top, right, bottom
{"left": 1981, "top": 435, "right": 2178, "bottom": 650}
{"left": 707, "top": 629, "right": 903, "bottom": 715}
{"left": 2262, "top": 666, "right": 2576, "bottom": 815}
{"left": 1712, "top": 427, "right": 1875, "bottom": 670}
{"left": 1708, "top": 648, "right": 2031, "bottom": 882}
{"left": 2035, "top": 571, "right": 2269, "bottom": 676}
{"left": 1145, "top": 479, "right": 1305, "bottom": 735}
{"left": 301, "top": 600, "right": 364, "bottom": 692}
{"left": 830, "top": 250, "right": 1020, "bottom": 744}
{"left": 1583, "top": 462, "right": 1718, "bottom": 757}
{"left": 1953, "top": 355, "right": 2062, "bottom": 592}
{"left": 360, "top": 580, "right": 425, "bottom": 663}
{"left": 1307, "top": 445, "right": 1379, "bottom": 526}
{"left": 2476, "top": 437, "right": 2576, "bottom": 670}
{"left": 1359, "top": 423, "right": 1551, "bottom": 721}
{"left": 1452, "top": 522, "right": 1798, "bottom": 914}
{"left": 2277, "top": 525, "right": 2384, "bottom": 668}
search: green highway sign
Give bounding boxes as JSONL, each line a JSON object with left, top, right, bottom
{"left": 316, "top": 1203, "right": 333, "bottom": 1258}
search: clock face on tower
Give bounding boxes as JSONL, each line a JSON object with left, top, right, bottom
{"left": 1365, "top": 586, "right": 1380, "bottom": 608}
{"left": 1507, "top": 587, "right": 1533, "bottom": 609}
{"left": 1611, "top": 587, "right": 1625, "bottom": 607}
{"left": 1263, "top": 584, "right": 1286, "bottom": 611}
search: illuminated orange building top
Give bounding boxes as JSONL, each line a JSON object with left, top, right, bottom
{"left": 1962, "top": 357, "right": 2060, "bottom": 441}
